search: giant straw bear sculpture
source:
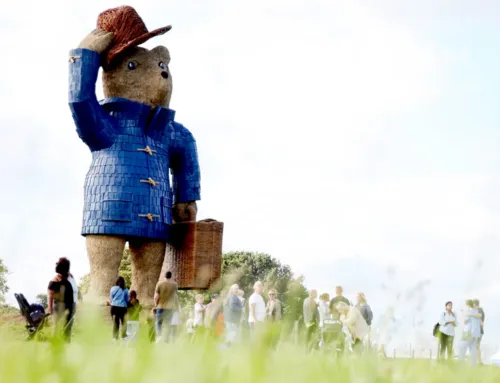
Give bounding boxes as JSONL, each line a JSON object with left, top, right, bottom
{"left": 68, "top": 6, "right": 202, "bottom": 305}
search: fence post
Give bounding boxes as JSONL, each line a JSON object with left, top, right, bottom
{"left": 429, "top": 349, "right": 432, "bottom": 360}
{"left": 393, "top": 348, "right": 396, "bottom": 359}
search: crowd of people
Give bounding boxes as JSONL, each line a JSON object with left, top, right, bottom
{"left": 43, "top": 257, "right": 487, "bottom": 366}
{"left": 41, "top": 260, "right": 385, "bottom": 353}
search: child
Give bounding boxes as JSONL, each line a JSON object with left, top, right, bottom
{"left": 194, "top": 294, "right": 206, "bottom": 331}
{"left": 186, "top": 312, "right": 195, "bottom": 341}
{"left": 125, "top": 290, "right": 142, "bottom": 341}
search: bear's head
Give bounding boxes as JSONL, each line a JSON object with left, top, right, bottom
{"left": 103, "top": 46, "right": 172, "bottom": 108}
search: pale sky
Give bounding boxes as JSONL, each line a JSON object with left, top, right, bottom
{"left": 1, "top": 0, "right": 499, "bottom": 351}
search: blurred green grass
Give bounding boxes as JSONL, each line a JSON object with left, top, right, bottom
{"left": 1, "top": 304, "right": 500, "bottom": 383}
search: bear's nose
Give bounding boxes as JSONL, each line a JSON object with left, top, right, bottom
{"left": 161, "top": 71, "right": 169, "bottom": 79}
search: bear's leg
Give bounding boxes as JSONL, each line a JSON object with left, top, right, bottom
{"left": 129, "top": 239, "right": 165, "bottom": 307}
{"left": 86, "top": 235, "right": 126, "bottom": 303}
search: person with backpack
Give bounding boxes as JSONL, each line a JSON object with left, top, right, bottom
{"left": 109, "top": 276, "right": 129, "bottom": 340}
{"left": 437, "top": 301, "right": 456, "bottom": 360}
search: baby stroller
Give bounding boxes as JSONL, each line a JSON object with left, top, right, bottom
{"left": 15, "top": 293, "right": 50, "bottom": 341}
{"left": 318, "top": 319, "right": 349, "bottom": 354}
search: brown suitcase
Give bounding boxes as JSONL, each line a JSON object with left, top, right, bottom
{"left": 161, "top": 219, "right": 223, "bottom": 289}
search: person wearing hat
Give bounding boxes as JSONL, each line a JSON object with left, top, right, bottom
{"left": 68, "top": 5, "right": 201, "bottom": 306}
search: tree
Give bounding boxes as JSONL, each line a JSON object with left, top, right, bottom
{"left": 221, "top": 251, "right": 308, "bottom": 321}
{"left": 36, "top": 294, "right": 48, "bottom": 309}
{"left": 222, "top": 251, "right": 294, "bottom": 296}
{"left": 79, "top": 273, "right": 90, "bottom": 296}
{"left": 119, "top": 248, "right": 132, "bottom": 288}
{"left": 0, "top": 259, "right": 9, "bottom": 303}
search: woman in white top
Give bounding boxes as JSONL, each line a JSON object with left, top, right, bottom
{"left": 438, "top": 301, "right": 457, "bottom": 360}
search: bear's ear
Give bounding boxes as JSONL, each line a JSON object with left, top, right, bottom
{"left": 151, "top": 45, "right": 171, "bottom": 64}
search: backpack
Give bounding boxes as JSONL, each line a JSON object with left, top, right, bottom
{"left": 432, "top": 322, "right": 440, "bottom": 337}
{"left": 433, "top": 312, "right": 445, "bottom": 337}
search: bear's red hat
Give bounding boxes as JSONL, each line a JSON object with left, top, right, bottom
{"left": 98, "top": 5, "right": 171, "bottom": 68}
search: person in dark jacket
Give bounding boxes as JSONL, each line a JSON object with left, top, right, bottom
{"left": 329, "top": 286, "right": 350, "bottom": 320}
{"left": 224, "top": 284, "right": 243, "bottom": 345}
{"left": 47, "top": 258, "right": 75, "bottom": 343}
{"left": 355, "top": 292, "right": 373, "bottom": 347}
{"left": 355, "top": 292, "right": 373, "bottom": 326}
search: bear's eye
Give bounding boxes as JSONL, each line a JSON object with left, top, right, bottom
{"left": 127, "top": 61, "right": 137, "bottom": 70}
{"left": 159, "top": 62, "right": 166, "bottom": 70}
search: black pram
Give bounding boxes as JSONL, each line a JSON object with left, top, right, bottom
{"left": 15, "top": 293, "right": 49, "bottom": 340}
{"left": 319, "top": 318, "right": 346, "bottom": 353}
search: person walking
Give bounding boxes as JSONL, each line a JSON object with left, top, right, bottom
{"left": 336, "top": 301, "right": 369, "bottom": 353}
{"left": 355, "top": 293, "right": 373, "bottom": 327}
{"left": 109, "top": 276, "right": 129, "bottom": 340}
{"left": 154, "top": 271, "right": 179, "bottom": 342}
{"left": 223, "top": 284, "right": 243, "bottom": 346}
{"left": 186, "top": 312, "right": 195, "bottom": 341}
{"left": 437, "top": 301, "right": 456, "bottom": 361}
{"left": 248, "top": 281, "right": 266, "bottom": 330}
{"left": 459, "top": 299, "right": 482, "bottom": 366}
{"left": 473, "top": 299, "right": 485, "bottom": 364}
{"left": 329, "top": 286, "right": 350, "bottom": 320}
{"left": 170, "top": 303, "right": 182, "bottom": 343}
{"left": 47, "top": 258, "right": 75, "bottom": 342}
{"left": 318, "top": 293, "right": 331, "bottom": 328}
{"left": 204, "top": 294, "right": 222, "bottom": 338}
{"left": 355, "top": 292, "right": 373, "bottom": 347}
{"left": 67, "top": 271, "right": 80, "bottom": 325}
{"left": 266, "top": 288, "right": 282, "bottom": 322}
{"left": 303, "top": 289, "right": 319, "bottom": 352}
{"left": 266, "top": 288, "right": 282, "bottom": 349}
{"left": 193, "top": 294, "right": 206, "bottom": 329}
{"left": 237, "top": 289, "right": 248, "bottom": 340}
{"left": 125, "top": 290, "right": 142, "bottom": 341}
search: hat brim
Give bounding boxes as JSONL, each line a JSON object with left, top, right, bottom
{"left": 105, "top": 25, "right": 172, "bottom": 68}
